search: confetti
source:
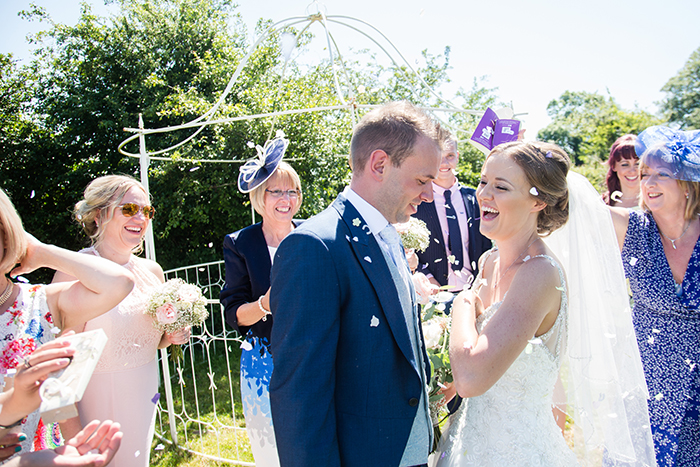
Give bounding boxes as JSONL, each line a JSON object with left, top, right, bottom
{"left": 434, "top": 258, "right": 443, "bottom": 263}
{"left": 50, "top": 326, "right": 61, "bottom": 335}
{"left": 647, "top": 336, "right": 654, "bottom": 345}
{"left": 208, "top": 242, "right": 213, "bottom": 248}
{"left": 629, "top": 257, "right": 638, "bottom": 266}
{"left": 529, "top": 187, "right": 539, "bottom": 196}
{"left": 555, "top": 286, "right": 565, "bottom": 292}
{"left": 528, "top": 337, "right": 542, "bottom": 345}
{"left": 240, "top": 341, "right": 253, "bottom": 351}
{"left": 654, "top": 393, "right": 663, "bottom": 401}
{"left": 352, "top": 218, "right": 361, "bottom": 227}
{"left": 353, "top": 237, "right": 358, "bottom": 242}
{"left": 189, "top": 166, "right": 200, "bottom": 172}
{"left": 545, "top": 151, "right": 553, "bottom": 158}
{"left": 525, "top": 343, "right": 533, "bottom": 354}
{"left": 30, "top": 190, "right": 35, "bottom": 198}
{"left": 652, "top": 329, "right": 661, "bottom": 334}
{"left": 434, "top": 238, "right": 440, "bottom": 244}
{"left": 135, "top": 450, "right": 141, "bottom": 458}
{"left": 151, "top": 393, "right": 160, "bottom": 404}
{"left": 247, "top": 141, "right": 255, "bottom": 148}
{"left": 346, "top": 235, "right": 351, "bottom": 242}
{"left": 523, "top": 255, "right": 531, "bottom": 262}
{"left": 472, "top": 261, "right": 477, "bottom": 270}
{"left": 447, "top": 255, "right": 456, "bottom": 264}
{"left": 155, "top": 444, "right": 165, "bottom": 451}
{"left": 370, "top": 316, "right": 379, "bottom": 327}
{"left": 363, "top": 256, "right": 372, "bottom": 263}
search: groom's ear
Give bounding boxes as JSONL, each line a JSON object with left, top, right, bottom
{"left": 367, "top": 149, "right": 389, "bottom": 181}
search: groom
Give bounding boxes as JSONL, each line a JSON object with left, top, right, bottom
{"left": 269, "top": 101, "right": 441, "bottom": 467}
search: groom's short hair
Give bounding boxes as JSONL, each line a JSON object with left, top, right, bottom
{"left": 350, "top": 101, "right": 438, "bottom": 173}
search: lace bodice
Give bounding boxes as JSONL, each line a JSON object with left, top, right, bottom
{"left": 436, "top": 255, "right": 578, "bottom": 466}
{"left": 81, "top": 248, "right": 163, "bottom": 372}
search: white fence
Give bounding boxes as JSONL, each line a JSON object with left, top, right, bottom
{"left": 155, "top": 260, "right": 254, "bottom": 465}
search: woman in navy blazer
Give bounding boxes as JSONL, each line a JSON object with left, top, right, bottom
{"left": 220, "top": 155, "right": 303, "bottom": 467}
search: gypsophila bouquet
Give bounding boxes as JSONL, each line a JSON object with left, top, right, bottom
{"left": 395, "top": 217, "right": 431, "bottom": 253}
{"left": 146, "top": 278, "right": 209, "bottom": 333}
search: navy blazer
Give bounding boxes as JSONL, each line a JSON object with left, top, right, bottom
{"left": 413, "top": 185, "right": 492, "bottom": 287}
{"left": 270, "top": 195, "right": 431, "bottom": 467}
{"left": 219, "top": 220, "right": 303, "bottom": 341}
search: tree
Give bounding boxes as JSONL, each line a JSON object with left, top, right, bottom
{"left": 3, "top": 0, "right": 488, "bottom": 273}
{"left": 660, "top": 45, "right": 700, "bottom": 130}
{"left": 538, "top": 91, "right": 662, "bottom": 166}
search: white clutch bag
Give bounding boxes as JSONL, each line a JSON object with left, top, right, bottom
{"left": 39, "top": 328, "right": 108, "bottom": 423}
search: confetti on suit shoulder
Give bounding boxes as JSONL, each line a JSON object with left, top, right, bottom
{"left": 364, "top": 256, "right": 372, "bottom": 263}
{"left": 353, "top": 236, "right": 359, "bottom": 242}
{"left": 352, "top": 218, "right": 361, "bottom": 227}
{"left": 370, "top": 316, "right": 379, "bottom": 327}
{"left": 434, "top": 258, "right": 442, "bottom": 263}
{"left": 346, "top": 235, "right": 351, "bottom": 242}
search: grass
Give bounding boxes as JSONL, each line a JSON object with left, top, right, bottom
{"left": 150, "top": 336, "right": 255, "bottom": 466}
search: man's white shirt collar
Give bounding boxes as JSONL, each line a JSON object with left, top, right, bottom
{"left": 343, "top": 186, "right": 390, "bottom": 235}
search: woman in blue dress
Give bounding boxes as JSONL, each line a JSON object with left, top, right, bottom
{"left": 220, "top": 137, "right": 303, "bottom": 467}
{"left": 610, "top": 126, "right": 700, "bottom": 466}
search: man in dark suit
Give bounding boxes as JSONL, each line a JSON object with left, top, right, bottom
{"left": 413, "top": 129, "right": 492, "bottom": 293}
{"left": 269, "top": 102, "right": 441, "bottom": 467}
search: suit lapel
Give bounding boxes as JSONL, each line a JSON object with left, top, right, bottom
{"left": 332, "top": 196, "right": 419, "bottom": 371}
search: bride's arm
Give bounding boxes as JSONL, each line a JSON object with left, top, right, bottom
{"left": 449, "top": 257, "right": 562, "bottom": 398}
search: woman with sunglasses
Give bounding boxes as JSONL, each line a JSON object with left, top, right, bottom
{"left": 54, "top": 175, "right": 190, "bottom": 467}
{"left": 0, "top": 188, "right": 133, "bottom": 457}
{"left": 220, "top": 137, "right": 303, "bottom": 467}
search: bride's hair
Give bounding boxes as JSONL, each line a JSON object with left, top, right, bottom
{"left": 491, "top": 141, "right": 571, "bottom": 236}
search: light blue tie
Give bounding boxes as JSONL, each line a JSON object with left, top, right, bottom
{"left": 379, "top": 224, "right": 411, "bottom": 291}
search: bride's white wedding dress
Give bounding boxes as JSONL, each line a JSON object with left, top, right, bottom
{"left": 435, "top": 254, "right": 578, "bottom": 467}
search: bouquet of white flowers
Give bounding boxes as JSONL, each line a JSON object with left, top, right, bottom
{"left": 395, "top": 217, "right": 431, "bottom": 253}
{"left": 146, "top": 278, "right": 209, "bottom": 333}
{"left": 422, "top": 293, "right": 454, "bottom": 452}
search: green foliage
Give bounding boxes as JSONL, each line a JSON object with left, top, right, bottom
{"left": 660, "top": 45, "right": 700, "bottom": 130}
{"left": 1, "top": 0, "right": 496, "bottom": 272}
{"left": 538, "top": 91, "right": 662, "bottom": 166}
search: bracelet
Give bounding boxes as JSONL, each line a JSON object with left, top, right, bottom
{"left": 258, "top": 296, "right": 272, "bottom": 322}
{"left": 0, "top": 416, "right": 27, "bottom": 430}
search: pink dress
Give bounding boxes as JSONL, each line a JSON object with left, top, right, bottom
{"left": 77, "top": 248, "right": 163, "bottom": 467}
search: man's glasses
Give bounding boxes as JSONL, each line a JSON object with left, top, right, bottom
{"left": 265, "top": 189, "right": 300, "bottom": 199}
{"left": 118, "top": 203, "right": 156, "bottom": 219}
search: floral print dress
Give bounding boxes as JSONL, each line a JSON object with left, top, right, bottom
{"left": 622, "top": 210, "right": 700, "bottom": 467}
{"left": 0, "top": 283, "right": 61, "bottom": 454}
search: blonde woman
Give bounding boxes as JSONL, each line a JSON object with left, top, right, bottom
{"left": 0, "top": 188, "right": 133, "bottom": 455}
{"left": 55, "top": 175, "right": 189, "bottom": 467}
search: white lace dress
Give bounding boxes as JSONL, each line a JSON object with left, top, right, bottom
{"left": 435, "top": 255, "right": 579, "bottom": 467}
{"left": 77, "top": 248, "right": 163, "bottom": 467}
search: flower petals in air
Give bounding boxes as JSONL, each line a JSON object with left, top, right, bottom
{"left": 529, "top": 187, "right": 539, "bottom": 196}
{"left": 352, "top": 218, "right": 361, "bottom": 227}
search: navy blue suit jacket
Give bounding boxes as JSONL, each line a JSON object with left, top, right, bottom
{"left": 270, "top": 195, "right": 431, "bottom": 467}
{"left": 413, "top": 185, "right": 491, "bottom": 287}
{"left": 219, "top": 220, "right": 303, "bottom": 340}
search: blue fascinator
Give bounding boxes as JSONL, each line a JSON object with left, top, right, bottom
{"left": 238, "top": 134, "right": 289, "bottom": 193}
{"left": 635, "top": 126, "right": 700, "bottom": 182}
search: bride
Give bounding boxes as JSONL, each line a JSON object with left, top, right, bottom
{"left": 435, "top": 141, "right": 656, "bottom": 466}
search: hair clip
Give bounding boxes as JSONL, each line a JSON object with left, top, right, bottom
{"left": 545, "top": 151, "right": 553, "bottom": 158}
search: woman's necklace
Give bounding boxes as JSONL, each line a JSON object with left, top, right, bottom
{"left": 659, "top": 220, "right": 691, "bottom": 250}
{"left": 493, "top": 237, "right": 539, "bottom": 290}
{"left": 0, "top": 280, "right": 14, "bottom": 306}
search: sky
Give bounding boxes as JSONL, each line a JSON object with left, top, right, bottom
{"left": 2, "top": 0, "right": 700, "bottom": 138}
